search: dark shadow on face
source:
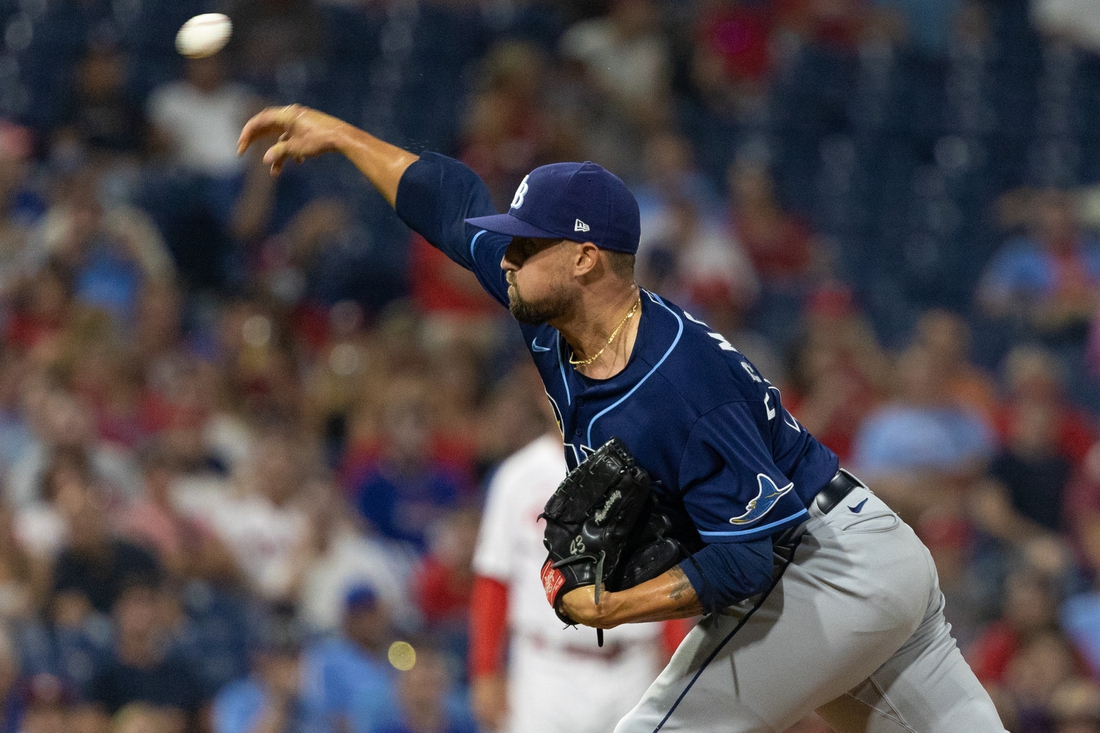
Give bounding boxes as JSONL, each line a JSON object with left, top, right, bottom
{"left": 503, "top": 237, "right": 574, "bottom": 324}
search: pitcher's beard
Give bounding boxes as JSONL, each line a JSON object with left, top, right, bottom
{"left": 508, "top": 282, "right": 572, "bottom": 325}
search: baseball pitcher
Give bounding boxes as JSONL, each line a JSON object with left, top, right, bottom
{"left": 239, "top": 105, "right": 1008, "bottom": 733}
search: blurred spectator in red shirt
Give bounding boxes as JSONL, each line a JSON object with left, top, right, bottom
{"left": 3, "top": 261, "right": 74, "bottom": 358}
{"left": 691, "top": 0, "right": 775, "bottom": 115}
{"left": 414, "top": 508, "right": 480, "bottom": 632}
{"left": 728, "top": 159, "right": 818, "bottom": 286}
{"left": 785, "top": 288, "right": 889, "bottom": 462}
{"left": 913, "top": 309, "right": 999, "bottom": 422}
{"left": 969, "top": 570, "right": 1062, "bottom": 685}
{"left": 775, "top": 0, "right": 867, "bottom": 49}
{"left": 460, "top": 41, "right": 557, "bottom": 212}
{"left": 1003, "top": 630, "right": 1086, "bottom": 733}
{"left": 1061, "top": 442, "right": 1100, "bottom": 679}
{"left": 1065, "top": 441, "right": 1100, "bottom": 569}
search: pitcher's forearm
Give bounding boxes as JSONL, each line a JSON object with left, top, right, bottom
{"left": 239, "top": 105, "right": 418, "bottom": 206}
{"left": 334, "top": 124, "right": 419, "bottom": 207}
{"left": 560, "top": 566, "right": 704, "bottom": 628}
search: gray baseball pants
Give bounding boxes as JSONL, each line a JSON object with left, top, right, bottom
{"left": 614, "top": 486, "right": 1008, "bottom": 733}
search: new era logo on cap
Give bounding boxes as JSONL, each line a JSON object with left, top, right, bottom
{"left": 464, "top": 160, "right": 641, "bottom": 255}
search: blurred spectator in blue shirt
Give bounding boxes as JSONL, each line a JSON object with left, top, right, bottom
{"left": 375, "top": 644, "right": 474, "bottom": 733}
{"left": 213, "top": 606, "right": 317, "bottom": 733}
{"left": 354, "top": 382, "right": 468, "bottom": 552}
{"left": 978, "top": 190, "right": 1100, "bottom": 338}
{"left": 301, "top": 585, "right": 400, "bottom": 733}
{"left": 852, "top": 342, "right": 995, "bottom": 522}
{"left": 29, "top": 168, "right": 174, "bottom": 322}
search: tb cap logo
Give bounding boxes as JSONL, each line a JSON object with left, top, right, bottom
{"left": 510, "top": 175, "right": 530, "bottom": 210}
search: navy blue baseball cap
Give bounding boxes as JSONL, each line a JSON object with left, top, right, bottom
{"left": 345, "top": 584, "right": 379, "bottom": 611}
{"left": 465, "top": 162, "right": 641, "bottom": 255}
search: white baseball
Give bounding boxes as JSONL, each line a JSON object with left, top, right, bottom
{"left": 175, "top": 13, "right": 232, "bottom": 58}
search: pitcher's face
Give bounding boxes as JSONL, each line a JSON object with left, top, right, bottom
{"left": 501, "top": 237, "right": 577, "bottom": 325}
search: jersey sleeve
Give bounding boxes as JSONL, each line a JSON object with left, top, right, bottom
{"left": 678, "top": 400, "right": 809, "bottom": 543}
{"left": 394, "top": 152, "right": 511, "bottom": 307}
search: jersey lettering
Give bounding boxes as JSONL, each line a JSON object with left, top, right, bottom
{"left": 709, "top": 332, "right": 738, "bottom": 352}
{"left": 767, "top": 385, "right": 802, "bottom": 432}
{"left": 510, "top": 175, "right": 530, "bottom": 210}
{"left": 685, "top": 311, "right": 740, "bottom": 353}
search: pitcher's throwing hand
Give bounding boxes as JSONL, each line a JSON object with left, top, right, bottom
{"left": 238, "top": 105, "right": 347, "bottom": 175}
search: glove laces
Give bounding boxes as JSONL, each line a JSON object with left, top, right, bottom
{"left": 552, "top": 549, "right": 607, "bottom": 647}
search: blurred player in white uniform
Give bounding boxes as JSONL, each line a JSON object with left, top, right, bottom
{"left": 470, "top": 431, "right": 667, "bottom": 733}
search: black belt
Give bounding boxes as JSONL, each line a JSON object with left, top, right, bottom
{"left": 812, "top": 468, "right": 864, "bottom": 515}
{"left": 772, "top": 469, "right": 865, "bottom": 549}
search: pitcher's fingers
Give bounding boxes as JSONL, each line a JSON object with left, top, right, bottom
{"left": 238, "top": 107, "right": 291, "bottom": 155}
{"left": 263, "top": 140, "right": 290, "bottom": 167}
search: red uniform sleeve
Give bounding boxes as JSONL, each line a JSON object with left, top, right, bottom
{"left": 662, "top": 618, "right": 693, "bottom": 658}
{"left": 469, "top": 575, "right": 509, "bottom": 678}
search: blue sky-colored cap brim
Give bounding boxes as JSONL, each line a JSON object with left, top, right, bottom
{"left": 465, "top": 213, "right": 564, "bottom": 240}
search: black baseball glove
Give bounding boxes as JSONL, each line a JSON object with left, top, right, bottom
{"left": 540, "top": 437, "right": 685, "bottom": 633}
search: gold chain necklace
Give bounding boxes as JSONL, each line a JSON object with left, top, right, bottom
{"left": 569, "top": 296, "right": 641, "bottom": 367}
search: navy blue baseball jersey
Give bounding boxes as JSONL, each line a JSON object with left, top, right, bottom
{"left": 397, "top": 153, "right": 839, "bottom": 553}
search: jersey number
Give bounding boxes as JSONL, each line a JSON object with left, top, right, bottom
{"left": 687, "top": 311, "right": 800, "bottom": 433}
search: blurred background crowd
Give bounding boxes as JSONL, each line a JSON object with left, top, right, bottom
{"left": 0, "top": 0, "right": 1099, "bottom": 730}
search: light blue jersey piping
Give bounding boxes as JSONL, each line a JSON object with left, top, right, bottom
{"left": 585, "top": 292, "right": 683, "bottom": 446}
{"left": 469, "top": 229, "right": 487, "bottom": 259}
{"left": 555, "top": 332, "right": 571, "bottom": 405}
{"left": 698, "top": 508, "right": 808, "bottom": 538}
